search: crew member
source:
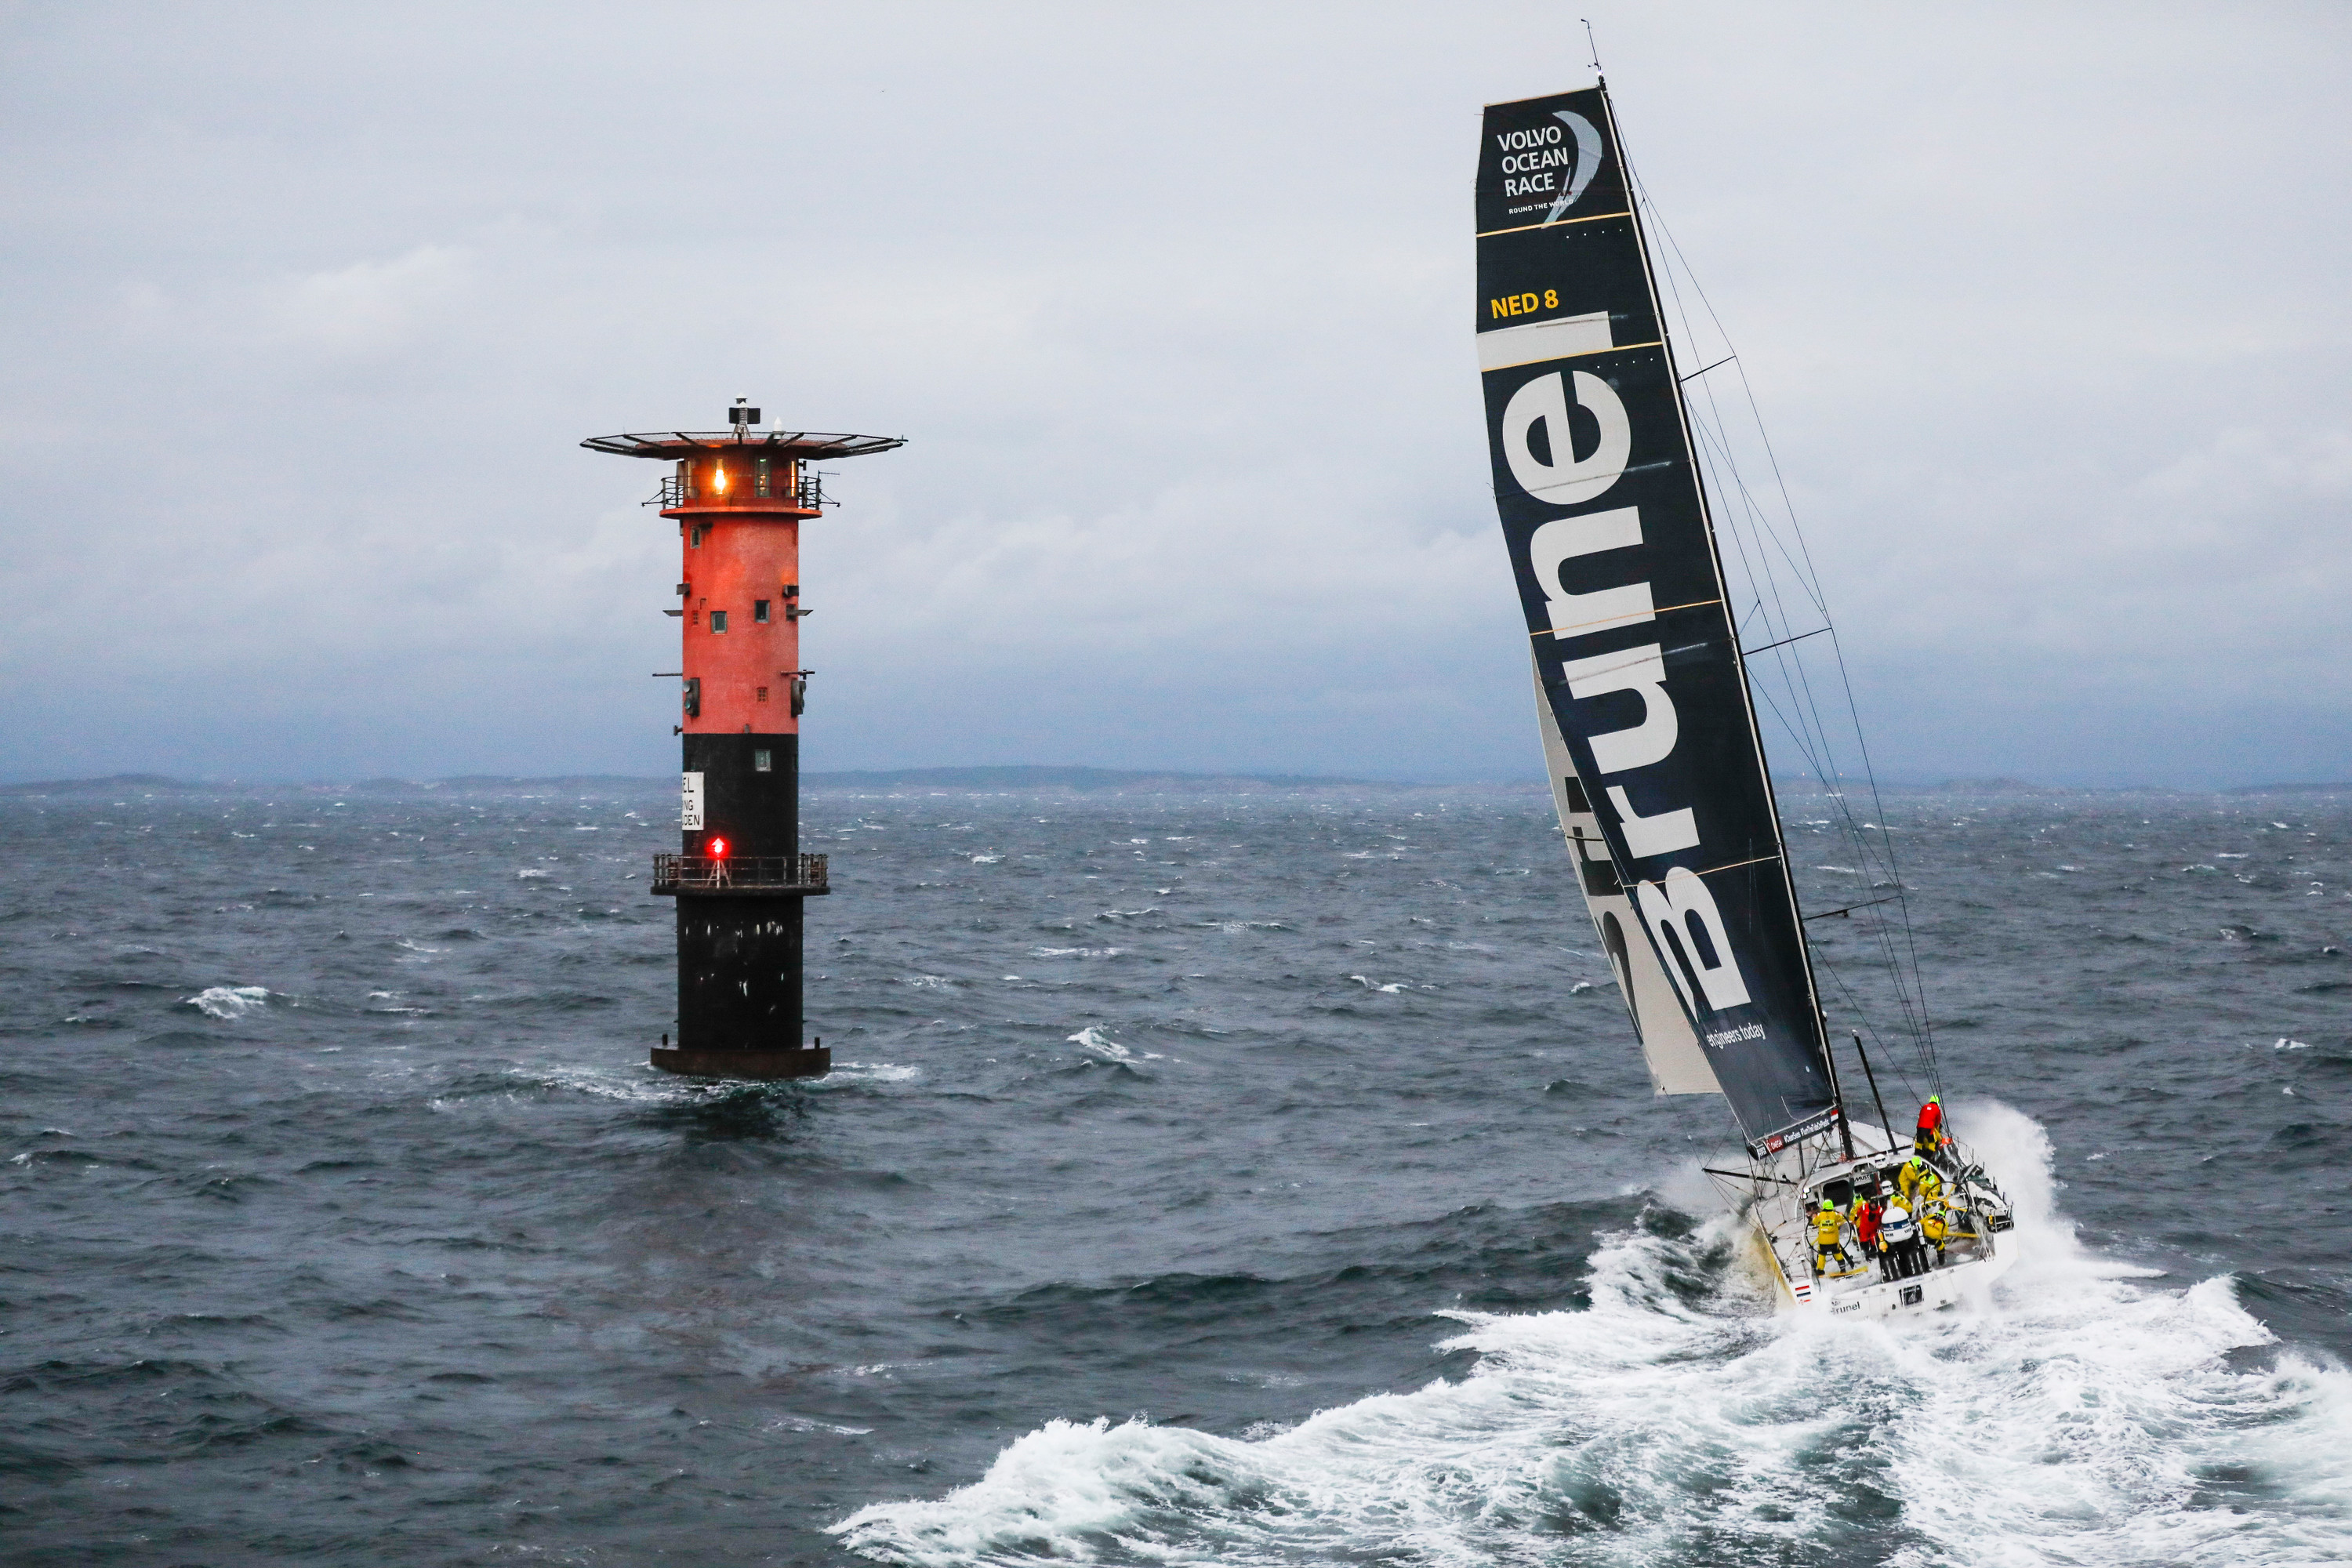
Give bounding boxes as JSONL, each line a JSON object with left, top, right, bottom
{"left": 1878, "top": 1199, "right": 1920, "bottom": 1279}
{"left": 1897, "top": 1154, "right": 1937, "bottom": 1207}
{"left": 1915, "top": 1094, "right": 1946, "bottom": 1163}
{"left": 1854, "top": 1189, "right": 1882, "bottom": 1263}
{"left": 1920, "top": 1201, "right": 1950, "bottom": 1265}
{"left": 1812, "top": 1198, "right": 1850, "bottom": 1277}
{"left": 1918, "top": 1162, "right": 1944, "bottom": 1210}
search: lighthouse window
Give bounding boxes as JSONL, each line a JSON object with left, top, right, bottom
{"left": 753, "top": 599, "right": 770, "bottom": 623}
{"left": 710, "top": 610, "right": 728, "bottom": 633}
{"left": 754, "top": 750, "right": 772, "bottom": 772}
{"left": 689, "top": 525, "right": 703, "bottom": 548}
{"left": 755, "top": 458, "right": 772, "bottom": 498}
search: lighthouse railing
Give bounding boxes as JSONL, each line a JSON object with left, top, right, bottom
{"left": 646, "top": 470, "right": 827, "bottom": 511}
{"left": 650, "top": 852, "right": 829, "bottom": 894}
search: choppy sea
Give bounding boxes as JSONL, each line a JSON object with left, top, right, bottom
{"left": 5, "top": 778, "right": 2350, "bottom": 1565}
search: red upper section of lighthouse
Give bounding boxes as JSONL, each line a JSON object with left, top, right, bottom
{"left": 584, "top": 406, "right": 905, "bottom": 742}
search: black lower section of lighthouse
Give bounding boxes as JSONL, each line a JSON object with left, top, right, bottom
{"left": 650, "top": 732, "right": 832, "bottom": 1080}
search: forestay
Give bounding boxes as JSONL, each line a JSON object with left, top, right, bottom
{"left": 1475, "top": 84, "right": 1837, "bottom": 1156}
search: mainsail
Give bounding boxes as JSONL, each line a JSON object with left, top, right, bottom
{"left": 1475, "top": 84, "right": 1837, "bottom": 1156}
{"left": 1531, "top": 652, "right": 1721, "bottom": 1097}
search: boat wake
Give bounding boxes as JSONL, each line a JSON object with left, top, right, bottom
{"left": 833, "top": 1104, "right": 2352, "bottom": 1566}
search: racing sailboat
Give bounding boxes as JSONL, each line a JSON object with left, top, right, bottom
{"left": 1474, "top": 82, "right": 2013, "bottom": 1316}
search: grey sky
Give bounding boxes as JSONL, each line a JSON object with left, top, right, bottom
{"left": 2, "top": 2, "right": 2343, "bottom": 786}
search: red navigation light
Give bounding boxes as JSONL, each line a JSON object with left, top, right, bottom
{"left": 709, "top": 837, "right": 728, "bottom": 858}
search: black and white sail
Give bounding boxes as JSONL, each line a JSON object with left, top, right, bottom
{"left": 1531, "top": 652, "right": 1722, "bottom": 1097}
{"left": 1475, "top": 85, "right": 1837, "bottom": 1157}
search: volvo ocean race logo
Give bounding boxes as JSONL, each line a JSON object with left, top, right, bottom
{"left": 1493, "top": 111, "right": 1604, "bottom": 221}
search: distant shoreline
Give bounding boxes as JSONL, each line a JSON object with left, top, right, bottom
{"left": 2, "top": 768, "right": 2347, "bottom": 797}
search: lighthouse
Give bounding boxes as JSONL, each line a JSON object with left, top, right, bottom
{"left": 584, "top": 401, "right": 905, "bottom": 1079}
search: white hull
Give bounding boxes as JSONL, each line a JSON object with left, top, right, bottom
{"left": 1733, "top": 1122, "right": 2016, "bottom": 1319}
{"left": 1757, "top": 1218, "right": 2013, "bottom": 1318}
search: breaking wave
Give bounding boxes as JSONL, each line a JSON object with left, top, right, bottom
{"left": 183, "top": 985, "right": 270, "bottom": 1020}
{"left": 1067, "top": 1026, "right": 1160, "bottom": 1064}
{"left": 833, "top": 1103, "right": 2352, "bottom": 1566}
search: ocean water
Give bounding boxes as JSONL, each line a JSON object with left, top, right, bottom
{"left": 4, "top": 779, "right": 2349, "bottom": 1566}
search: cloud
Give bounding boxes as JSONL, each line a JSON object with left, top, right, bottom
{"left": 270, "top": 244, "right": 471, "bottom": 356}
{"left": 0, "top": 2, "right": 2346, "bottom": 786}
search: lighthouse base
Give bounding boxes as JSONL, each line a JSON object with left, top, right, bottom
{"left": 651, "top": 1044, "right": 832, "bottom": 1080}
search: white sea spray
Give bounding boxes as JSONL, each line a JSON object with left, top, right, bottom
{"left": 832, "top": 1104, "right": 2352, "bottom": 1567}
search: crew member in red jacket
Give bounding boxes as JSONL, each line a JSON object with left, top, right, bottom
{"left": 1915, "top": 1094, "right": 1946, "bottom": 1163}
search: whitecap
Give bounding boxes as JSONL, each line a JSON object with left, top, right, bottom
{"left": 829, "top": 1062, "right": 919, "bottom": 1083}
{"left": 1031, "top": 946, "right": 1122, "bottom": 959}
{"left": 1066, "top": 1027, "right": 1162, "bottom": 1063}
{"left": 1347, "top": 975, "right": 1406, "bottom": 994}
{"left": 517, "top": 869, "right": 551, "bottom": 879}
{"left": 834, "top": 1102, "right": 2352, "bottom": 1568}
{"left": 186, "top": 985, "right": 269, "bottom": 1020}
{"left": 766, "top": 1414, "right": 873, "bottom": 1436}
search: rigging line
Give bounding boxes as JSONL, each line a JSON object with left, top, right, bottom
{"left": 1682, "top": 851, "right": 1785, "bottom": 880}
{"left": 1683, "top": 406, "right": 1829, "bottom": 714}
{"left": 1691, "top": 406, "right": 1933, "bottom": 1054}
{"left": 1636, "top": 174, "right": 1835, "bottom": 613}
{"left": 1817, "top": 957, "right": 1925, "bottom": 1110}
{"left": 1831, "top": 625, "right": 1940, "bottom": 1083}
{"left": 1687, "top": 361, "right": 1837, "bottom": 699}
{"left": 1630, "top": 169, "right": 1934, "bottom": 1072}
{"left": 1703, "top": 1167, "right": 1795, "bottom": 1186}
{"left": 1637, "top": 182, "right": 1831, "bottom": 626}
{"left": 1690, "top": 362, "right": 1830, "bottom": 621}
{"left": 1680, "top": 354, "right": 1736, "bottom": 383}
{"left": 1804, "top": 895, "right": 1899, "bottom": 920}
{"left": 1737, "top": 619, "right": 1842, "bottom": 788}
{"left": 1744, "top": 668, "right": 1850, "bottom": 838}
{"left": 1640, "top": 194, "right": 1932, "bottom": 1062}
{"left": 1744, "top": 626, "right": 1831, "bottom": 659}
{"left": 1618, "top": 126, "right": 1935, "bottom": 1073}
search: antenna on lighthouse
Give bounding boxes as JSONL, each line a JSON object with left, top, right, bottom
{"left": 728, "top": 396, "right": 760, "bottom": 431}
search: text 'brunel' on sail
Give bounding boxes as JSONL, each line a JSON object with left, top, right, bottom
{"left": 1473, "top": 85, "right": 1836, "bottom": 1160}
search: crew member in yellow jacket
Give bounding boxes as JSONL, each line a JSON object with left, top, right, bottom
{"left": 1897, "top": 1155, "right": 1943, "bottom": 1209}
{"left": 1812, "top": 1198, "right": 1853, "bottom": 1277}
{"left": 1920, "top": 1202, "right": 1950, "bottom": 1265}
